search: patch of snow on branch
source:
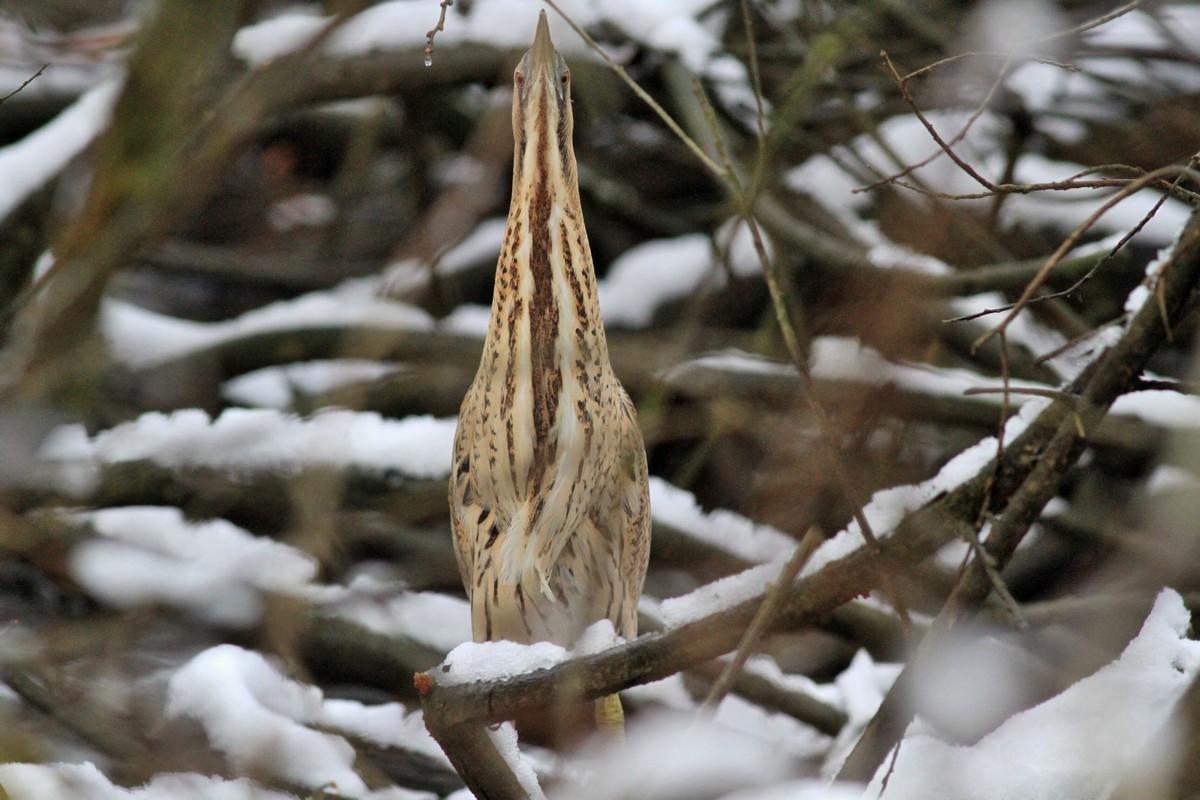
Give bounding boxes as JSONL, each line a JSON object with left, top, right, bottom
{"left": 600, "top": 221, "right": 767, "bottom": 328}
{"left": 557, "top": 710, "right": 794, "bottom": 800}
{"left": 489, "top": 723, "right": 547, "bottom": 800}
{"left": 338, "top": 587, "right": 472, "bottom": 654}
{"left": 650, "top": 477, "right": 796, "bottom": 563}
{"left": 167, "top": 645, "right": 435, "bottom": 799}
{"left": 785, "top": 109, "right": 1189, "bottom": 245}
{"left": 69, "top": 506, "right": 317, "bottom": 628}
{"left": 437, "top": 620, "right": 621, "bottom": 686}
{"left": 235, "top": 0, "right": 732, "bottom": 83}
{"left": 380, "top": 217, "right": 506, "bottom": 297}
{"left": 659, "top": 398, "right": 1047, "bottom": 628}
{"left": 103, "top": 280, "right": 432, "bottom": 370}
{"left": 666, "top": 338, "right": 1052, "bottom": 404}
{"left": 38, "top": 408, "right": 455, "bottom": 495}
{"left": 0, "top": 77, "right": 121, "bottom": 222}
{"left": 0, "top": 762, "right": 295, "bottom": 800}
{"left": 223, "top": 360, "right": 402, "bottom": 409}
{"left": 1110, "top": 390, "right": 1200, "bottom": 430}
{"left": 864, "top": 588, "right": 1200, "bottom": 800}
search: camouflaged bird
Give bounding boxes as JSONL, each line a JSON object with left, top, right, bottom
{"left": 448, "top": 11, "right": 650, "bottom": 731}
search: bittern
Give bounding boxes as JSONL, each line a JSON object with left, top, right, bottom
{"left": 449, "top": 11, "right": 650, "bottom": 733}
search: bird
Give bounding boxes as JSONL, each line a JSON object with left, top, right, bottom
{"left": 449, "top": 10, "right": 650, "bottom": 735}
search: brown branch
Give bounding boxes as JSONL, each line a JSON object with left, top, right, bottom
{"left": 837, "top": 205, "right": 1200, "bottom": 781}
{"left": 971, "top": 165, "right": 1200, "bottom": 353}
{"left": 0, "top": 64, "right": 48, "bottom": 105}
{"left": 423, "top": 0, "right": 455, "bottom": 67}
{"left": 878, "top": 50, "right": 998, "bottom": 193}
{"left": 699, "top": 526, "right": 823, "bottom": 712}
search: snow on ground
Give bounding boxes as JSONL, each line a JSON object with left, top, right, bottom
{"left": 36, "top": 407, "right": 456, "bottom": 495}
{"left": 0, "top": 77, "right": 121, "bottom": 222}
{"left": 68, "top": 506, "right": 318, "bottom": 628}
{"left": 166, "top": 645, "right": 436, "bottom": 800}
{"left": 863, "top": 588, "right": 1200, "bottom": 800}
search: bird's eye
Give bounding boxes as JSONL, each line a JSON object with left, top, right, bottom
{"left": 515, "top": 70, "right": 525, "bottom": 86}
{"left": 560, "top": 70, "right": 570, "bottom": 86}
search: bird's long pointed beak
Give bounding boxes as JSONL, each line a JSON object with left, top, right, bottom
{"left": 531, "top": 11, "right": 556, "bottom": 79}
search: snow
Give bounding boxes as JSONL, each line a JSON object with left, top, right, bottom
{"left": 658, "top": 399, "right": 1046, "bottom": 628}
{"left": 223, "top": 360, "right": 402, "bottom": 409}
{"left": 0, "top": 77, "right": 121, "bottom": 222}
{"left": 440, "top": 302, "right": 493, "bottom": 337}
{"left": 37, "top": 407, "right": 456, "bottom": 495}
{"left": 718, "top": 782, "right": 867, "bottom": 800}
{"left": 1111, "top": 390, "right": 1200, "bottom": 430}
{"left": 864, "top": 588, "right": 1200, "bottom": 800}
{"left": 437, "top": 619, "right": 622, "bottom": 685}
{"left": 627, "top": 671, "right": 832, "bottom": 760}
{"left": 380, "top": 217, "right": 507, "bottom": 297}
{"left": 318, "top": 700, "right": 449, "bottom": 767}
{"left": 102, "top": 282, "right": 432, "bottom": 370}
{"left": 1125, "top": 235, "right": 1180, "bottom": 319}
{"left": 234, "top": 1, "right": 745, "bottom": 92}
{"left": 556, "top": 710, "right": 795, "bottom": 800}
{"left": 338, "top": 588, "right": 472, "bottom": 654}
{"left": 438, "top": 639, "right": 570, "bottom": 686}
{"left": 650, "top": 476, "right": 797, "bottom": 563}
{"left": 599, "top": 222, "right": 767, "bottom": 328}
{"left": 668, "top": 338, "right": 1053, "bottom": 406}
{"left": 658, "top": 559, "right": 783, "bottom": 629}
{"left": 68, "top": 506, "right": 318, "bottom": 628}
{"left": 784, "top": 109, "right": 1191, "bottom": 245}
{"left": 0, "top": 763, "right": 296, "bottom": 800}
{"left": 166, "top": 645, "right": 435, "bottom": 800}
{"left": 488, "top": 723, "right": 547, "bottom": 800}
{"left": 1145, "top": 465, "right": 1200, "bottom": 495}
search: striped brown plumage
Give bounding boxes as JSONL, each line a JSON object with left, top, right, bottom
{"left": 448, "top": 9, "right": 651, "bottom": 709}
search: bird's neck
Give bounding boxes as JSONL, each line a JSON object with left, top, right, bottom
{"left": 477, "top": 143, "right": 610, "bottom": 488}
{"left": 484, "top": 146, "right": 609, "bottom": 379}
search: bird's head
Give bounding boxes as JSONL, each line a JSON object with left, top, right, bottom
{"left": 512, "top": 11, "right": 573, "bottom": 169}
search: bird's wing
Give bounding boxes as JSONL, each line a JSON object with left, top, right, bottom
{"left": 615, "top": 388, "right": 651, "bottom": 638}
{"left": 449, "top": 393, "right": 482, "bottom": 594}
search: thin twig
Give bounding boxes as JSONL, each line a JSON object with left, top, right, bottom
{"left": 423, "top": 0, "right": 454, "bottom": 66}
{"left": 0, "top": 64, "right": 47, "bottom": 105}
{"left": 857, "top": 50, "right": 1012, "bottom": 194}
{"left": 541, "top": 0, "right": 728, "bottom": 180}
{"left": 879, "top": 49, "right": 998, "bottom": 193}
{"left": 700, "top": 527, "right": 823, "bottom": 713}
{"left": 972, "top": 165, "right": 1200, "bottom": 353}
{"left": 961, "top": 520, "right": 1029, "bottom": 629}
{"left": 738, "top": 0, "right": 768, "bottom": 145}
{"left": 963, "top": 386, "right": 1076, "bottom": 402}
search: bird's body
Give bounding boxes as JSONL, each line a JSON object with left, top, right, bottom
{"left": 449, "top": 13, "right": 650, "bottom": 666}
